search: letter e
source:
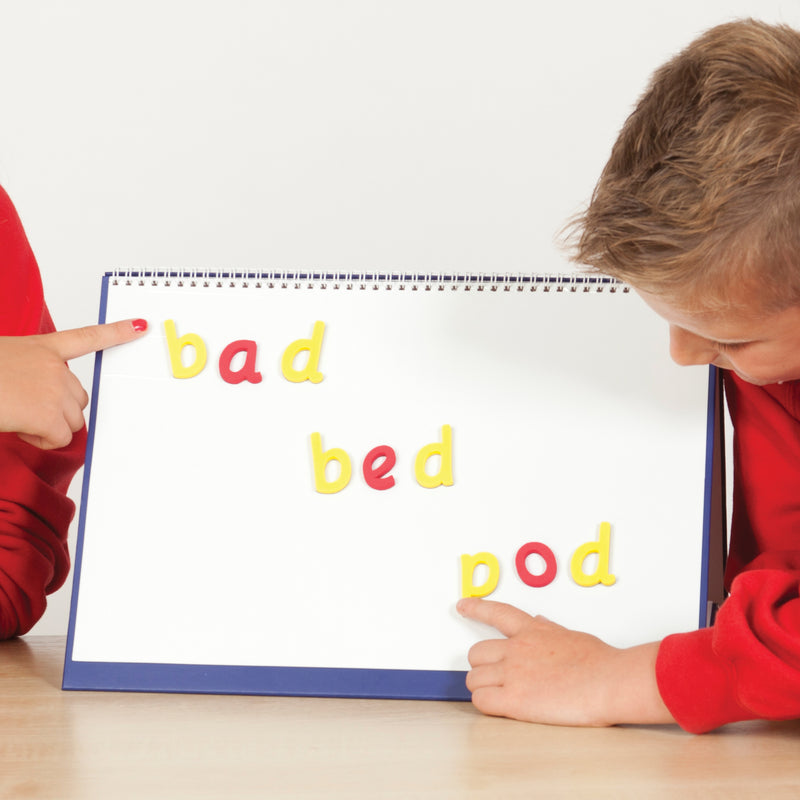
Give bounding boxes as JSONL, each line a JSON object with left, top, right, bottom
{"left": 363, "top": 445, "right": 396, "bottom": 490}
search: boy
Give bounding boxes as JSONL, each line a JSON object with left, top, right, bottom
{"left": 458, "top": 18, "right": 800, "bottom": 733}
{"left": 0, "top": 184, "right": 146, "bottom": 638}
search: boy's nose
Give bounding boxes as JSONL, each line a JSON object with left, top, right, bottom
{"left": 669, "top": 325, "right": 716, "bottom": 366}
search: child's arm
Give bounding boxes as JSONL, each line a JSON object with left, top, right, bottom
{"left": 457, "top": 597, "right": 675, "bottom": 727}
{"left": 0, "top": 319, "right": 147, "bottom": 637}
{"left": 0, "top": 319, "right": 147, "bottom": 450}
{"left": 0, "top": 430, "right": 82, "bottom": 637}
{"left": 0, "top": 184, "right": 148, "bottom": 636}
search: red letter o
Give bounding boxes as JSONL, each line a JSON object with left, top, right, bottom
{"left": 515, "top": 542, "right": 557, "bottom": 588}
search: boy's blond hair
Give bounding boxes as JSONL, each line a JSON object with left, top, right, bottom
{"left": 569, "top": 19, "right": 800, "bottom": 312}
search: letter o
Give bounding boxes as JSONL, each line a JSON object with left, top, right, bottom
{"left": 515, "top": 542, "right": 557, "bottom": 588}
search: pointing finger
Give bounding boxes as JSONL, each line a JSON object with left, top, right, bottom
{"left": 42, "top": 319, "right": 148, "bottom": 361}
{"left": 457, "top": 597, "right": 537, "bottom": 638}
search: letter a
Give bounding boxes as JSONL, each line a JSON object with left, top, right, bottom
{"left": 460, "top": 552, "right": 500, "bottom": 598}
{"left": 310, "top": 432, "right": 352, "bottom": 494}
{"left": 281, "top": 321, "right": 326, "bottom": 384}
{"left": 414, "top": 425, "right": 454, "bottom": 488}
{"left": 219, "top": 340, "right": 263, "bottom": 385}
{"left": 570, "top": 521, "right": 617, "bottom": 587}
{"left": 164, "top": 320, "right": 207, "bottom": 379}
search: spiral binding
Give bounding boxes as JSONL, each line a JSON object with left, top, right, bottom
{"left": 107, "top": 270, "right": 627, "bottom": 293}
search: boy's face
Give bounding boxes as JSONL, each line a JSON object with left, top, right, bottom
{"left": 636, "top": 289, "right": 800, "bottom": 386}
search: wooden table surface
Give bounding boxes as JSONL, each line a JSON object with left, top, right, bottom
{"left": 2, "top": 636, "right": 799, "bottom": 799}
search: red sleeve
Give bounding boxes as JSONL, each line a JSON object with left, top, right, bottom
{"left": 656, "top": 372, "right": 800, "bottom": 733}
{"left": 0, "top": 185, "right": 85, "bottom": 637}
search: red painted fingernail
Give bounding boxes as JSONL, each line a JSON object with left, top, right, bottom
{"left": 132, "top": 319, "right": 148, "bottom": 332}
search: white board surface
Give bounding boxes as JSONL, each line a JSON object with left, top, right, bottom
{"left": 65, "top": 273, "right": 711, "bottom": 697}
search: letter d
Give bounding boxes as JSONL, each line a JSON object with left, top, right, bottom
{"left": 282, "top": 321, "right": 326, "bottom": 384}
{"left": 415, "top": 425, "right": 454, "bottom": 488}
{"left": 570, "top": 521, "right": 616, "bottom": 587}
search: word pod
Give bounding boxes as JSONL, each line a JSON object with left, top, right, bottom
{"left": 460, "top": 522, "right": 616, "bottom": 597}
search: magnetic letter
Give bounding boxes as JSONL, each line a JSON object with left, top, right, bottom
{"left": 460, "top": 552, "right": 500, "bottom": 598}
{"left": 281, "top": 321, "right": 326, "bottom": 384}
{"left": 310, "top": 432, "right": 352, "bottom": 494}
{"left": 164, "top": 320, "right": 207, "bottom": 379}
{"left": 362, "top": 445, "right": 396, "bottom": 490}
{"left": 414, "top": 425, "right": 454, "bottom": 488}
{"left": 570, "top": 522, "right": 616, "bottom": 587}
{"left": 218, "top": 340, "right": 263, "bottom": 384}
{"left": 515, "top": 542, "right": 557, "bottom": 588}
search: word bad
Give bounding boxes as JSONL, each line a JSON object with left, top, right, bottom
{"left": 164, "top": 319, "right": 325, "bottom": 384}
{"left": 460, "top": 522, "right": 616, "bottom": 595}
{"left": 310, "top": 426, "right": 453, "bottom": 493}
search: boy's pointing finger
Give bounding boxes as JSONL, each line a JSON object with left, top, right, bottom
{"left": 457, "top": 597, "right": 538, "bottom": 637}
{"left": 44, "top": 319, "right": 148, "bottom": 361}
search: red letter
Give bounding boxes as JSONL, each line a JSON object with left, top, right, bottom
{"left": 515, "top": 542, "right": 557, "bottom": 588}
{"left": 362, "top": 445, "right": 396, "bottom": 490}
{"left": 219, "top": 340, "right": 263, "bottom": 385}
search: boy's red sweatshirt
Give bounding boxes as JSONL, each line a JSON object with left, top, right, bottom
{"left": 0, "top": 186, "right": 85, "bottom": 637}
{"left": 657, "top": 371, "right": 800, "bottom": 732}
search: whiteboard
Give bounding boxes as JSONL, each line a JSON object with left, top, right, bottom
{"left": 63, "top": 272, "right": 713, "bottom": 698}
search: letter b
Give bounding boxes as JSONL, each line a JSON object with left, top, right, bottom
{"left": 310, "top": 432, "right": 352, "bottom": 494}
{"left": 164, "top": 320, "right": 207, "bottom": 379}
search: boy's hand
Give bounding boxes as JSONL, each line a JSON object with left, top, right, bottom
{"left": 0, "top": 319, "right": 148, "bottom": 450}
{"left": 457, "top": 597, "right": 674, "bottom": 727}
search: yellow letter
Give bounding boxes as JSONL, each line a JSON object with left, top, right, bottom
{"left": 310, "top": 432, "right": 352, "bottom": 494}
{"left": 164, "top": 319, "right": 207, "bottom": 379}
{"left": 414, "top": 424, "right": 454, "bottom": 488}
{"left": 460, "top": 552, "right": 500, "bottom": 598}
{"left": 570, "top": 522, "right": 616, "bottom": 587}
{"left": 281, "top": 321, "right": 326, "bottom": 384}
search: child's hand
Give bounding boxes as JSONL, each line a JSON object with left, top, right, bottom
{"left": 0, "top": 319, "right": 147, "bottom": 450}
{"left": 457, "top": 597, "right": 674, "bottom": 727}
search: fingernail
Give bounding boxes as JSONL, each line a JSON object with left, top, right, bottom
{"left": 132, "top": 319, "right": 148, "bottom": 332}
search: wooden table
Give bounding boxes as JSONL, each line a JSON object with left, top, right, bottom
{"left": 2, "top": 636, "right": 799, "bottom": 799}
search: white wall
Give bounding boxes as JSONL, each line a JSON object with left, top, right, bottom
{"left": 0, "top": 0, "right": 795, "bottom": 635}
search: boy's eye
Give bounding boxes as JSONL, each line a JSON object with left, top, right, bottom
{"left": 715, "top": 340, "right": 747, "bottom": 352}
